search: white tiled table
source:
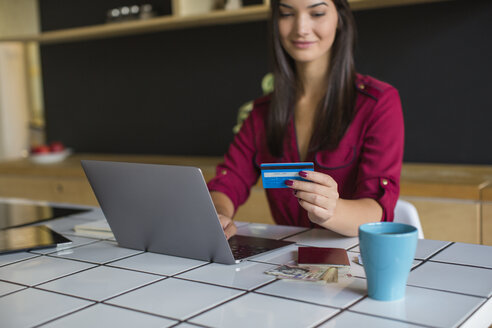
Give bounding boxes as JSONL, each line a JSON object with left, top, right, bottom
{"left": 1, "top": 199, "right": 491, "bottom": 328}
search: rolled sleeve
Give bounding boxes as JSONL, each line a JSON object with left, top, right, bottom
{"left": 354, "top": 87, "right": 404, "bottom": 222}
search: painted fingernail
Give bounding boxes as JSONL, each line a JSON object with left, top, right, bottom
{"left": 299, "top": 171, "right": 308, "bottom": 178}
{"left": 285, "top": 180, "right": 294, "bottom": 186}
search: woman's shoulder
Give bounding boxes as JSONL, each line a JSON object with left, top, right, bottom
{"left": 355, "top": 74, "right": 399, "bottom": 101}
{"left": 233, "top": 93, "right": 271, "bottom": 134}
{"left": 248, "top": 94, "right": 272, "bottom": 120}
{"left": 253, "top": 94, "right": 272, "bottom": 110}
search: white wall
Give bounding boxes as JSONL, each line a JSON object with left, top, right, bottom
{"left": 0, "top": 0, "right": 40, "bottom": 160}
{"left": 0, "top": 43, "right": 29, "bottom": 160}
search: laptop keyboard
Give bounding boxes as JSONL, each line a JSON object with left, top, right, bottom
{"left": 229, "top": 243, "right": 271, "bottom": 260}
{"left": 228, "top": 235, "right": 294, "bottom": 260}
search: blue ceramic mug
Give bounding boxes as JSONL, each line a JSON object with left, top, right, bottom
{"left": 359, "top": 222, "right": 418, "bottom": 301}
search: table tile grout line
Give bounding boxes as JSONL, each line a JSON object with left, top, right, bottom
{"left": 247, "top": 259, "right": 289, "bottom": 265}
{"left": 100, "top": 301, "right": 182, "bottom": 322}
{"left": 100, "top": 250, "right": 152, "bottom": 266}
{"left": 168, "top": 260, "right": 278, "bottom": 279}
{"left": 406, "top": 241, "right": 492, "bottom": 300}
{"left": 32, "top": 285, "right": 103, "bottom": 303}
{"left": 0, "top": 278, "right": 30, "bottom": 288}
{"left": 346, "top": 309, "right": 439, "bottom": 328}
{"left": 28, "top": 238, "right": 104, "bottom": 255}
{"left": 404, "top": 284, "right": 488, "bottom": 300}
{"left": 0, "top": 253, "right": 42, "bottom": 268}
{"left": 0, "top": 285, "right": 28, "bottom": 298}
{"left": 97, "top": 276, "right": 169, "bottom": 303}
{"left": 406, "top": 241, "right": 492, "bottom": 298}
{"left": 103, "top": 263, "right": 171, "bottom": 277}
{"left": 167, "top": 261, "right": 212, "bottom": 277}
{"left": 243, "top": 273, "right": 282, "bottom": 291}
{"left": 170, "top": 321, "right": 211, "bottom": 328}
{"left": 32, "top": 278, "right": 234, "bottom": 327}
{"left": 347, "top": 244, "right": 360, "bottom": 252}
{"left": 182, "top": 292, "right": 248, "bottom": 323}
{"left": 249, "top": 275, "right": 347, "bottom": 310}
{"left": 106, "top": 276, "right": 170, "bottom": 301}
{"left": 422, "top": 241, "right": 455, "bottom": 260}
{"left": 108, "top": 286, "right": 245, "bottom": 324}
{"left": 179, "top": 276, "right": 339, "bottom": 324}
{"left": 456, "top": 295, "right": 491, "bottom": 328}
{"left": 31, "top": 264, "right": 101, "bottom": 288}
{"left": 6, "top": 254, "right": 275, "bottom": 302}
{"left": 279, "top": 228, "right": 313, "bottom": 240}
{"left": 31, "top": 302, "right": 97, "bottom": 328}
{"left": 34, "top": 274, "right": 167, "bottom": 303}
{"left": 28, "top": 280, "right": 184, "bottom": 325}
{"left": 427, "top": 259, "right": 492, "bottom": 271}
{"left": 278, "top": 227, "right": 312, "bottom": 240}
{"left": 343, "top": 280, "right": 489, "bottom": 327}
{"left": 316, "top": 286, "right": 426, "bottom": 328}
{"left": 249, "top": 275, "right": 281, "bottom": 292}
{"left": 252, "top": 288, "right": 348, "bottom": 310}
{"left": 409, "top": 241, "right": 456, "bottom": 272}
{"left": 169, "top": 275, "right": 249, "bottom": 292}
{"left": 102, "top": 258, "right": 210, "bottom": 278}
{"left": 46, "top": 249, "right": 145, "bottom": 266}
{"left": 174, "top": 322, "right": 212, "bottom": 328}
{"left": 31, "top": 251, "right": 103, "bottom": 266}
{"left": 1, "top": 254, "right": 101, "bottom": 287}
{"left": 32, "top": 300, "right": 187, "bottom": 328}
{"left": 313, "top": 308, "right": 346, "bottom": 328}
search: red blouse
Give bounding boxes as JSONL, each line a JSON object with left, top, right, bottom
{"left": 207, "top": 74, "right": 404, "bottom": 227}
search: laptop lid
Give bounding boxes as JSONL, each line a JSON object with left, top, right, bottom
{"left": 81, "top": 160, "right": 243, "bottom": 264}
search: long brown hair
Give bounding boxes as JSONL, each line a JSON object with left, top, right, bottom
{"left": 267, "top": 0, "right": 357, "bottom": 157}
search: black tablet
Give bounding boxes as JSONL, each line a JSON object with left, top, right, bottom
{"left": 0, "top": 202, "right": 88, "bottom": 230}
{"left": 0, "top": 225, "right": 72, "bottom": 255}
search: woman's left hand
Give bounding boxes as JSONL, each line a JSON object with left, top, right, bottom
{"left": 285, "top": 171, "right": 339, "bottom": 225}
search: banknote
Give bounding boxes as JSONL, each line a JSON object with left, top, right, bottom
{"left": 265, "top": 264, "right": 340, "bottom": 283}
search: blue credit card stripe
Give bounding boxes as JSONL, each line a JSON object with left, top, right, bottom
{"left": 261, "top": 162, "right": 313, "bottom": 166}
{"left": 263, "top": 172, "right": 302, "bottom": 177}
{"left": 261, "top": 162, "right": 314, "bottom": 189}
{"left": 261, "top": 165, "right": 313, "bottom": 170}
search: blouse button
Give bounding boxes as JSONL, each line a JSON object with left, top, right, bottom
{"left": 381, "top": 179, "right": 388, "bottom": 186}
{"left": 221, "top": 170, "right": 227, "bottom": 175}
{"left": 358, "top": 83, "right": 365, "bottom": 90}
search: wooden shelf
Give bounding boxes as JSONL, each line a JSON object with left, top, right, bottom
{"left": 0, "top": 0, "right": 450, "bottom": 45}
{"left": 1, "top": 5, "right": 269, "bottom": 45}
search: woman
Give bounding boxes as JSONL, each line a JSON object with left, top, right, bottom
{"left": 207, "top": 0, "right": 404, "bottom": 238}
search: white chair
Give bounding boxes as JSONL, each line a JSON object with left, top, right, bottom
{"left": 394, "top": 199, "right": 424, "bottom": 239}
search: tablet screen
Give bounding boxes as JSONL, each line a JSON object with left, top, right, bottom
{"left": 0, "top": 202, "right": 88, "bottom": 229}
{"left": 0, "top": 225, "right": 72, "bottom": 254}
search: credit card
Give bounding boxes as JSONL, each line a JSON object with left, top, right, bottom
{"left": 261, "top": 162, "right": 314, "bottom": 189}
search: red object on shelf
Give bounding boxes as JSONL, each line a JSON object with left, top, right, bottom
{"left": 49, "top": 141, "right": 65, "bottom": 152}
{"left": 31, "top": 145, "right": 50, "bottom": 154}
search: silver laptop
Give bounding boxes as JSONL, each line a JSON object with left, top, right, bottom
{"left": 81, "top": 160, "right": 294, "bottom": 264}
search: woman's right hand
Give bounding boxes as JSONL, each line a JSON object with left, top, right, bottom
{"left": 218, "top": 214, "right": 237, "bottom": 240}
